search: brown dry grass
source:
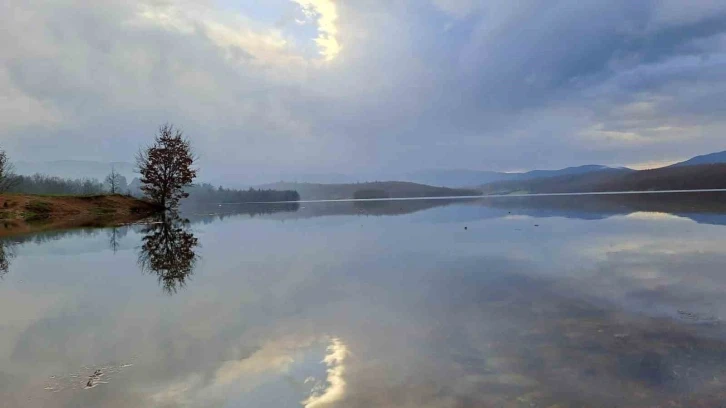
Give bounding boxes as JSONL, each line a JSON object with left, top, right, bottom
{"left": 0, "top": 194, "right": 162, "bottom": 237}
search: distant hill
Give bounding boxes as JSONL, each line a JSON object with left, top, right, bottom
{"left": 477, "top": 192, "right": 726, "bottom": 226}
{"left": 479, "top": 164, "right": 726, "bottom": 194}
{"left": 521, "top": 165, "right": 627, "bottom": 180}
{"left": 670, "top": 150, "right": 726, "bottom": 167}
{"left": 257, "top": 181, "right": 480, "bottom": 201}
{"left": 14, "top": 160, "right": 136, "bottom": 181}
{"left": 403, "top": 169, "right": 508, "bottom": 187}
{"left": 14, "top": 149, "right": 726, "bottom": 196}
{"left": 405, "top": 165, "right": 626, "bottom": 187}
{"left": 478, "top": 168, "right": 632, "bottom": 194}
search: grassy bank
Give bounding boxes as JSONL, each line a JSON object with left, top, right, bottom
{"left": 0, "top": 194, "right": 162, "bottom": 236}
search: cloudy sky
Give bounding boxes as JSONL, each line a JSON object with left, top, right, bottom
{"left": 2, "top": 0, "right": 726, "bottom": 182}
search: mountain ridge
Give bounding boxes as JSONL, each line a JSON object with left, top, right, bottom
{"left": 478, "top": 164, "right": 726, "bottom": 195}
{"left": 403, "top": 165, "right": 630, "bottom": 187}
{"left": 257, "top": 181, "right": 479, "bottom": 201}
{"left": 669, "top": 150, "right": 726, "bottom": 168}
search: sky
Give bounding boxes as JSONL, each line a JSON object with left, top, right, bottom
{"left": 2, "top": 0, "right": 726, "bottom": 183}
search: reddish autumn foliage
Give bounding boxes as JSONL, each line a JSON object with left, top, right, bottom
{"left": 137, "top": 124, "right": 197, "bottom": 209}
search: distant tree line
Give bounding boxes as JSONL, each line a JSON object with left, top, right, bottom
{"left": 0, "top": 123, "right": 298, "bottom": 207}
{"left": 6, "top": 174, "right": 108, "bottom": 195}
{"left": 184, "top": 183, "right": 300, "bottom": 204}
{"left": 0, "top": 151, "right": 17, "bottom": 193}
{"left": 0, "top": 172, "right": 300, "bottom": 204}
{"left": 353, "top": 189, "right": 390, "bottom": 200}
{"left": 105, "top": 167, "right": 128, "bottom": 194}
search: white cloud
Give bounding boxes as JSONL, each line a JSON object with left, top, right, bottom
{"left": 303, "top": 338, "right": 349, "bottom": 408}
{"left": 213, "top": 340, "right": 299, "bottom": 386}
{"left": 135, "top": 1, "right": 310, "bottom": 72}
{"left": 291, "top": 0, "right": 342, "bottom": 61}
{"left": 2, "top": 0, "right": 726, "bottom": 180}
{"left": 148, "top": 335, "right": 323, "bottom": 406}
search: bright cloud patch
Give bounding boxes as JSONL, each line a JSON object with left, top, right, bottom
{"left": 136, "top": 2, "right": 306, "bottom": 69}
{"left": 292, "top": 0, "right": 341, "bottom": 61}
{"left": 3, "top": 0, "right": 726, "bottom": 179}
{"left": 135, "top": 1, "right": 340, "bottom": 64}
{"left": 303, "top": 338, "right": 349, "bottom": 407}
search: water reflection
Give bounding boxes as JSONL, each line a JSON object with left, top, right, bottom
{"left": 183, "top": 199, "right": 462, "bottom": 222}
{"left": 181, "top": 191, "right": 726, "bottom": 226}
{"left": 477, "top": 191, "right": 726, "bottom": 225}
{"left": 5, "top": 194, "right": 726, "bottom": 406}
{"left": 137, "top": 213, "right": 199, "bottom": 294}
{"left": 182, "top": 201, "right": 300, "bottom": 222}
{"left": 0, "top": 240, "right": 15, "bottom": 279}
{"left": 107, "top": 227, "right": 129, "bottom": 254}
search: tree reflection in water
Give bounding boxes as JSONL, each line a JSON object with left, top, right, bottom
{"left": 107, "top": 226, "right": 130, "bottom": 254}
{"left": 0, "top": 239, "right": 15, "bottom": 279}
{"left": 138, "top": 213, "right": 199, "bottom": 294}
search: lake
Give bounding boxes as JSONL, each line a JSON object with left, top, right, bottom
{"left": 3, "top": 193, "right": 726, "bottom": 407}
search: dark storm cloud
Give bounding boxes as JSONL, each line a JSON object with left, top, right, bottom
{"left": 373, "top": 0, "right": 726, "bottom": 169}
{"left": 1, "top": 0, "right": 726, "bottom": 182}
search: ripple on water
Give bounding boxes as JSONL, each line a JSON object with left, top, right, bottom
{"left": 42, "top": 361, "right": 134, "bottom": 393}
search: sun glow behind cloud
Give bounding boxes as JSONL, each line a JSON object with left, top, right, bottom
{"left": 5, "top": 0, "right": 726, "bottom": 175}
{"left": 291, "top": 0, "right": 341, "bottom": 61}
{"left": 135, "top": 0, "right": 340, "bottom": 66}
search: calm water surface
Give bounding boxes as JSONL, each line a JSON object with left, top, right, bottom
{"left": 3, "top": 194, "right": 726, "bottom": 407}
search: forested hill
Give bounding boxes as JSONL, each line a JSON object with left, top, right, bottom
{"left": 479, "top": 164, "right": 726, "bottom": 195}
{"left": 405, "top": 165, "right": 624, "bottom": 187}
{"left": 257, "top": 181, "right": 480, "bottom": 201}
{"left": 183, "top": 183, "right": 299, "bottom": 203}
{"left": 669, "top": 150, "right": 726, "bottom": 167}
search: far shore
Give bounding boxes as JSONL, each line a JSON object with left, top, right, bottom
{"left": 0, "top": 194, "right": 162, "bottom": 237}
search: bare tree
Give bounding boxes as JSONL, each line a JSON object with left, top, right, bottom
{"left": 105, "top": 167, "right": 126, "bottom": 194}
{"left": 136, "top": 124, "right": 197, "bottom": 209}
{"left": 0, "top": 150, "right": 18, "bottom": 193}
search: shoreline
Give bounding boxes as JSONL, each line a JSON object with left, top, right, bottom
{"left": 212, "top": 188, "right": 726, "bottom": 204}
